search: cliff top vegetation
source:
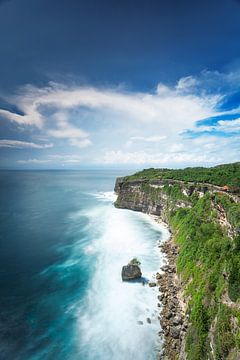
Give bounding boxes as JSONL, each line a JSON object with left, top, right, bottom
{"left": 123, "top": 162, "right": 240, "bottom": 188}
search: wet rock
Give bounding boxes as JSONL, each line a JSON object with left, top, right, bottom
{"left": 149, "top": 281, "right": 157, "bottom": 287}
{"left": 161, "top": 265, "right": 169, "bottom": 272}
{"left": 121, "top": 264, "right": 142, "bottom": 281}
{"left": 162, "top": 298, "right": 167, "bottom": 305}
{"left": 158, "top": 294, "right": 164, "bottom": 301}
{"left": 146, "top": 317, "right": 151, "bottom": 324}
{"left": 166, "top": 312, "right": 172, "bottom": 320}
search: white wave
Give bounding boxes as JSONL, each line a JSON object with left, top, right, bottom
{"left": 83, "top": 244, "right": 96, "bottom": 254}
{"left": 76, "top": 205, "right": 167, "bottom": 359}
{"left": 89, "top": 191, "right": 117, "bottom": 202}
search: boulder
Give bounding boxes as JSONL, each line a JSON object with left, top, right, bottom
{"left": 158, "top": 294, "right": 164, "bottom": 301}
{"left": 121, "top": 264, "right": 142, "bottom": 281}
{"left": 172, "top": 316, "right": 183, "bottom": 326}
{"left": 156, "top": 273, "right": 162, "bottom": 280}
{"left": 170, "top": 326, "right": 181, "bottom": 339}
{"left": 166, "top": 312, "right": 172, "bottom": 320}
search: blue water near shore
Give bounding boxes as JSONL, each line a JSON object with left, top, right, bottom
{"left": 0, "top": 170, "right": 168, "bottom": 360}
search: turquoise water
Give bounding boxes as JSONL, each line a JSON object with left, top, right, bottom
{"left": 0, "top": 171, "right": 168, "bottom": 360}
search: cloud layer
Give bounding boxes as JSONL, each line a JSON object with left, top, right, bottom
{"left": 0, "top": 139, "right": 53, "bottom": 149}
{"left": 0, "top": 70, "right": 239, "bottom": 168}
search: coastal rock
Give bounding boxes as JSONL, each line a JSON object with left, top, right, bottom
{"left": 158, "top": 294, "right": 164, "bottom": 301}
{"left": 147, "top": 317, "right": 151, "bottom": 324}
{"left": 156, "top": 273, "right": 162, "bottom": 280}
{"left": 149, "top": 281, "right": 157, "bottom": 287}
{"left": 172, "top": 316, "right": 183, "bottom": 326}
{"left": 170, "top": 326, "right": 181, "bottom": 339}
{"left": 121, "top": 264, "right": 142, "bottom": 281}
{"left": 166, "top": 312, "right": 172, "bottom": 320}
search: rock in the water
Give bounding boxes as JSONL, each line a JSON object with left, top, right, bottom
{"left": 149, "top": 282, "right": 157, "bottom": 287}
{"left": 121, "top": 264, "right": 142, "bottom": 281}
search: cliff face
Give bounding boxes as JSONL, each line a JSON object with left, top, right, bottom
{"left": 114, "top": 176, "right": 240, "bottom": 360}
{"left": 115, "top": 178, "right": 167, "bottom": 216}
{"left": 115, "top": 177, "right": 213, "bottom": 218}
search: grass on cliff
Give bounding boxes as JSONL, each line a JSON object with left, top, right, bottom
{"left": 123, "top": 162, "right": 240, "bottom": 188}
{"left": 168, "top": 193, "right": 240, "bottom": 359}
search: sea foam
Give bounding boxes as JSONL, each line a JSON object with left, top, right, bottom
{"left": 76, "top": 191, "right": 168, "bottom": 359}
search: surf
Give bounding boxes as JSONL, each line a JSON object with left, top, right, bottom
{"left": 75, "top": 192, "right": 168, "bottom": 359}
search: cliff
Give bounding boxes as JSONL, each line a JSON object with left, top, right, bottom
{"left": 114, "top": 164, "right": 240, "bottom": 360}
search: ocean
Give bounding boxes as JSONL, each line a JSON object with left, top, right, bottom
{"left": 0, "top": 170, "right": 168, "bottom": 360}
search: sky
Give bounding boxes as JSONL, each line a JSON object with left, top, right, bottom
{"left": 0, "top": 0, "right": 240, "bottom": 169}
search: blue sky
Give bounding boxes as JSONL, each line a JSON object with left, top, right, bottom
{"left": 0, "top": 0, "right": 240, "bottom": 169}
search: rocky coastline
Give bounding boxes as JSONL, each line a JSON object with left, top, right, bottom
{"left": 155, "top": 227, "right": 187, "bottom": 359}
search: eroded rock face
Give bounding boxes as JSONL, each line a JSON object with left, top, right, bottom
{"left": 121, "top": 264, "right": 142, "bottom": 281}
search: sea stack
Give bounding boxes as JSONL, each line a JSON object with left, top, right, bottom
{"left": 121, "top": 258, "right": 142, "bottom": 281}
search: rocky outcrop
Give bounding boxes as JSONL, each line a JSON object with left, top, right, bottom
{"left": 114, "top": 178, "right": 169, "bottom": 218}
{"left": 122, "top": 264, "right": 142, "bottom": 281}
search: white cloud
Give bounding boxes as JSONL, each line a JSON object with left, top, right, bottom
{"left": 69, "top": 138, "right": 92, "bottom": 148}
{"left": 1, "top": 81, "right": 219, "bottom": 134}
{"left": 98, "top": 149, "right": 221, "bottom": 166}
{"left": 130, "top": 135, "right": 166, "bottom": 142}
{"left": 0, "top": 81, "right": 221, "bottom": 156}
{"left": 0, "top": 109, "right": 35, "bottom": 125}
{"left": 0, "top": 139, "right": 53, "bottom": 149}
{"left": 18, "top": 154, "right": 82, "bottom": 165}
{"left": 194, "top": 118, "right": 240, "bottom": 133}
{"left": 217, "top": 118, "right": 240, "bottom": 132}
{"left": 97, "top": 134, "right": 240, "bottom": 166}
{"left": 17, "top": 158, "right": 52, "bottom": 164}
{"left": 176, "top": 76, "right": 197, "bottom": 91}
{"left": 47, "top": 112, "right": 91, "bottom": 148}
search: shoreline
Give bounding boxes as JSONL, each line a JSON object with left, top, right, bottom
{"left": 149, "top": 214, "right": 187, "bottom": 360}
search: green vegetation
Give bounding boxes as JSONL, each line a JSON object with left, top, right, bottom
{"left": 129, "top": 258, "right": 141, "bottom": 266}
{"left": 168, "top": 193, "right": 240, "bottom": 359}
{"left": 123, "top": 162, "right": 240, "bottom": 188}
{"left": 214, "top": 193, "right": 240, "bottom": 230}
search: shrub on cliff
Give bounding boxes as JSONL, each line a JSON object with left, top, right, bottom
{"left": 168, "top": 193, "right": 240, "bottom": 359}
{"left": 129, "top": 258, "right": 141, "bottom": 266}
{"left": 125, "top": 162, "right": 240, "bottom": 188}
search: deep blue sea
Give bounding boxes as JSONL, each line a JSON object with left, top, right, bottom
{"left": 0, "top": 170, "right": 168, "bottom": 360}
